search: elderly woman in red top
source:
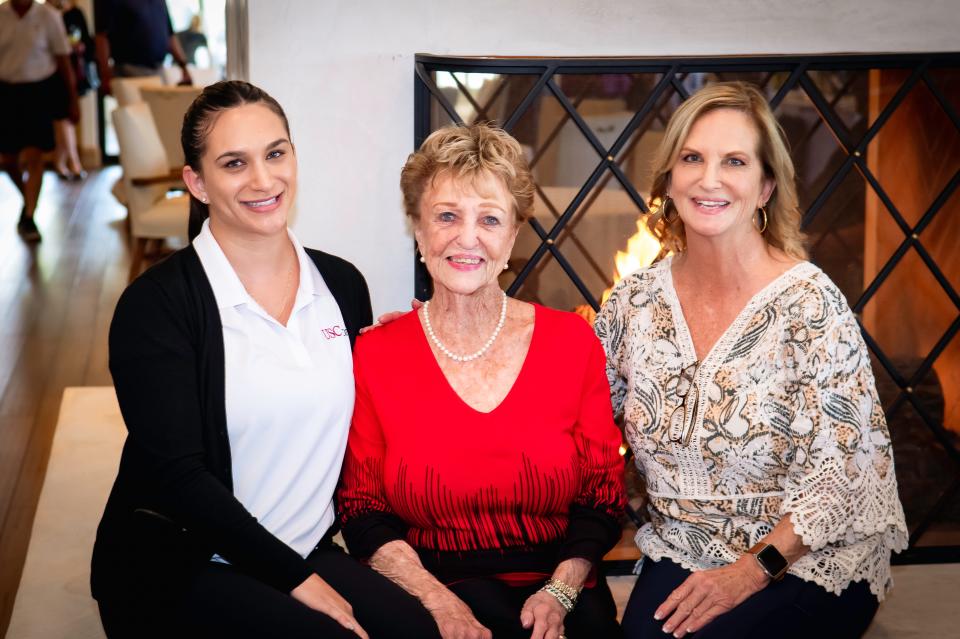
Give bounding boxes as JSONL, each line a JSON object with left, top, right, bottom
{"left": 337, "top": 123, "right": 625, "bottom": 639}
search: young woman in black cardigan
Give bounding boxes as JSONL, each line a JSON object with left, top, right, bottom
{"left": 91, "top": 81, "right": 440, "bottom": 639}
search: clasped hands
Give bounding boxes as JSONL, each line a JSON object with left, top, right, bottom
{"left": 653, "top": 555, "right": 770, "bottom": 637}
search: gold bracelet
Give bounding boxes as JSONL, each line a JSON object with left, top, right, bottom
{"left": 545, "top": 578, "right": 582, "bottom": 600}
{"left": 539, "top": 578, "right": 581, "bottom": 613}
{"left": 540, "top": 583, "right": 575, "bottom": 612}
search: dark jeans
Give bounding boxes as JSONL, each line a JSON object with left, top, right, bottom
{"left": 98, "top": 541, "right": 441, "bottom": 639}
{"left": 621, "top": 558, "right": 879, "bottom": 638}
{"left": 448, "top": 575, "right": 622, "bottom": 639}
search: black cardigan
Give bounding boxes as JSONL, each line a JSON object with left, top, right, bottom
{"left": 91, "top": 245, "right": 372, "bottom": 608}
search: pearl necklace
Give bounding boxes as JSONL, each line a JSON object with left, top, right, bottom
{"left": 423, "top": 291, "right": 507, "bottom": 363}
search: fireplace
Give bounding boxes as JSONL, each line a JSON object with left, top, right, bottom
{"left": 413, "top": 53, "right": 960, "bottom": 569}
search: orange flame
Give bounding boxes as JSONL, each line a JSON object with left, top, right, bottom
{"left": 600, "top": 200, "right": 665, "bottom": 305}
{"left": 574, "top": 200, "right": 667, "bottom": 325}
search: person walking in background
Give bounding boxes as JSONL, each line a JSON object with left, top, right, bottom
{"left": 94, "top": 0, "right": 192, "bottom": 95}
{"left": 48, "top": 0, "right": 94, "bottom": 180}
{"left": 175, "top": 14, "right": 208, "bottom": 67}
{"left": 0, "top": 0, "right": 78, "bottom": 242}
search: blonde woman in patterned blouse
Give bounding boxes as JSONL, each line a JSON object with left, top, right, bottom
{"left": 595, "top": 82, "right": 908, "bottom": 638}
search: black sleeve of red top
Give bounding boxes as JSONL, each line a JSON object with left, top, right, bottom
{"left": 341, "top": 510, "right": 410, "bottom": 560}
{"left": 558, "top": 503, "right": 624, "bottom": 565}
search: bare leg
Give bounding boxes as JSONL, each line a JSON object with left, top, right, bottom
{"left": 54, "top": 119, "right": 85, "bottom": 177}
{"left": 64, "top": 120, "right": 84, "bottom": 176}
{"left": 14, "top": 148, "right": 44, "bottom": 241}
{"left": 53, "top": 119, "right": 71, "bottom": 176}
{"left": 1, "top": 152, "right": 26, "bottom": 197}
{"left": 20, "top": 147, "right": 44, "bottom": 219}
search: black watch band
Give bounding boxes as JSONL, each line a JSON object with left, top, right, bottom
{"left": 746, "top": 542, "right": 788, "bottom": 581}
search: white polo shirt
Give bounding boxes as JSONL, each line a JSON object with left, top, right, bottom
{"left": 0, "top": 2, "right": 70, "bottom": 83}
{"left": 193, "top": 220, "right": 355, "bottom": 559}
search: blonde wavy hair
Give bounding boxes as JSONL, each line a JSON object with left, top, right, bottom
{"left": 400, "top": 123, "right": 535, "bottom": 224}
{"left": 646, "top": 81, "right": 807, "bottom": 260}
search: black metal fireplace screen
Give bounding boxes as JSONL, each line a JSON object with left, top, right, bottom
{"left": 413, "top": 53, "right": 960, "bottom": 569}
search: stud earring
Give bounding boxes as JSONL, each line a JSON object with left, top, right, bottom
{"left": 419, "top": 256, "right": 426, "bottom": 264}
{"left": 503, "top": 263, "right": 509, "bottom": 271}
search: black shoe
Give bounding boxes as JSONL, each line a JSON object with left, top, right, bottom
{"left": 17, "top": 214, "right": 42, "bottom": 242}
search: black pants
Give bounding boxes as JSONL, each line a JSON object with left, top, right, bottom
{"left": 447, "top": 575, "right": 622, "bottom": 639}
{"left": 621, "top": 558, "right": 879, "bottom": 638}
{"left": 98, "top": 541, "right": 441, "bottom": 639}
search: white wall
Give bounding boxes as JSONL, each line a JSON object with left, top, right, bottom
{"left": 248, "top": 0, "right": 959, "bottom": 315}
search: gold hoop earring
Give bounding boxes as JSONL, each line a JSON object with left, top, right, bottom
{"left": 661, "top": 197, "right": 678, "bottom": 224}
{"left": 755, "top": 206, "right": 768, "bottom": 234}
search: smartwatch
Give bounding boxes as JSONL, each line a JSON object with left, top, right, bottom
{"left": 745, "top": 542, "right": 788, "bottom": 581}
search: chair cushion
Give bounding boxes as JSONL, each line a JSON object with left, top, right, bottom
{"left": 135, "top": 194, "right": 189, "bottom": 241}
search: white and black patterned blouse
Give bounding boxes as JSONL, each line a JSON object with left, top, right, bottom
{"left": 595, "top": 255, "right": 908, "bottom": 598}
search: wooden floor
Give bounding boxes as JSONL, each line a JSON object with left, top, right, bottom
{"left": 0, "top": 167, "right": 130, "bottom": 638}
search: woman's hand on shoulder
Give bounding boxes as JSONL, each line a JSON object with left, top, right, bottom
{"left": 290, "top": 573, "right": 369, "bottom": 638}
{"left": 654, "top": 556, "right": 769, "bottom": 637}
{"left": 359, "top": 299, "right": 424, "bottom": 334}
{"left": 520, "top": 589, "right": 567, "bottom": 639}
{"left": 421, "top": 587, "right": 492, "bottom": 639}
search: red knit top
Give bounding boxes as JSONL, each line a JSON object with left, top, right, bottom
{"left": 338, "top": 304, "right": 625, "bottom": 581}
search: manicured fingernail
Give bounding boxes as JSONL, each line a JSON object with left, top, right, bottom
{"left": 662, "top": 625, "right": 672, "bottom": 633}
{"left": 654, "top": 612, "right": 663, "bottom": 620}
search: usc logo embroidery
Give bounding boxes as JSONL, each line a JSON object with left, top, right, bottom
{"left": 322, "top": 325, "right": 346, "bottom": 340}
